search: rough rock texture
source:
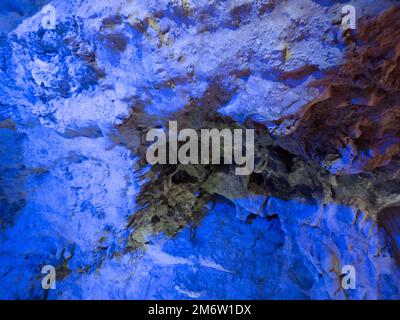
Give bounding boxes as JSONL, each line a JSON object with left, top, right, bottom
{"left": 272, "top": 7, "right": 400, "bottom": 175}
{"left": 0, "top": 0, "right": 400, "bottom": 300}
{"left": 122, "top": 103, "right": 400, "bottom": 252}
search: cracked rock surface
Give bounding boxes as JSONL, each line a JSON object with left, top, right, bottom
{"left": 0, "top": 0, "right": 399, "bottom": 299}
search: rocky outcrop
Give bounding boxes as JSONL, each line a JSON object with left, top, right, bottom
{"left": 271, "top": 7, "right": 400, "bottom": 176}
{"left": 0, "top": 0, "right": 399, "bottom": 300}
{"left": 266, "top": 7, "right": 400, "bottom": 267}
{"left": 122, "top": 100, "right": 400, "bottom": 252}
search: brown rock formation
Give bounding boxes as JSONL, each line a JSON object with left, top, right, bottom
{"left": 273, "top": 7, "right": 400, "bottom": 175}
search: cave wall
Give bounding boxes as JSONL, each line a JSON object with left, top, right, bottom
{"left": 0, "top": 0, "right": 399, "bottom": 299}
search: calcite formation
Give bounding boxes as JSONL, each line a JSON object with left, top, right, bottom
{"left": 268, "top": 6, "right": 400, "bottom": 264}
{"left": 0, "top": 0, "right": 399, "bottom": 300}
{"left": 272, "top": 7, "right": 400, "bottom": 175}
{"left": 123, "top": 100, "right": 400, "bottom": 254}
{"left": 120, "top": 7, "right": 400, "bottom": 257}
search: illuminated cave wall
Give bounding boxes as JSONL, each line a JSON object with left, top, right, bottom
{"left": 0, "top": 0, "right": 399, "bottom": 299}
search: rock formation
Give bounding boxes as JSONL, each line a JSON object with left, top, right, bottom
{"left": 0, "top": 0, "right": 399, "bottom": 299}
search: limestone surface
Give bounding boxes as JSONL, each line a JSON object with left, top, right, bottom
{"left": 0, "top": 0, "right": 399, "bottom": 299}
